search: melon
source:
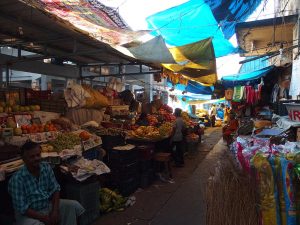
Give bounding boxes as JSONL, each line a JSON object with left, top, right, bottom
{"left": 12, "top": 105, "right": 20, "bottom": 112}
{"left": 4, "top": 107, "right": 12, "bottom": 113}
{"left": 24, "top": 106, "right": 30, "bottom": 112}
{"left": 14, "top": 128, "right": 22, "bottom": 136}
{"left": 30, "top": 105, "right": 36, "bottom": 111}
{"left": 0, "top": 107, "right": 3, "bottom": 113}
{"left": 6, "top": 117, "right": 16, "bottom": 128}
{"left": 35, "top": 105, "right": 41, "bottom": 111}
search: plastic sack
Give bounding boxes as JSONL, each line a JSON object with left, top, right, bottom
{"left": 280, "top": 158, "right": 297, "bottom": 225}
{"left": 251, "top": 153, "right": 281, "bottom": 225}
{"left": 64, "top": 80, "right": 90, "bottom": 108}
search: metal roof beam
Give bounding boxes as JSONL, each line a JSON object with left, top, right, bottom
{"left": 0, "top": 10, "right": 132, "bottom": 62}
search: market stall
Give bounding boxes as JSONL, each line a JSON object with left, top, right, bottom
{"left": 0, "top": 81, "right": 205, "bottom": 225}
{"left": 202, "top": 58, "right": 300, "bottom": 225}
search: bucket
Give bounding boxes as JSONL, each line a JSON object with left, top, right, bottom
{"left": 284, "top": 103, "right": 300, "bottom": 122}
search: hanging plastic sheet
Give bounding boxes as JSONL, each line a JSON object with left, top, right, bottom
{"left": 24, "top": 0, "right": 146, "bottom": 45}
{"left": 127, "top": 36, "right": 176, "bottom": 63}
{"left": 162, "top": 38, "right": 217, "bottom": 85}
{"left": 146, "top": 1, "right": 236, "bottom": 57}
{"left": 167, "top": 80, "right": 213, "bottom": 95}
{"left": 221, "top": 66, "right": 275, "bottom": 88}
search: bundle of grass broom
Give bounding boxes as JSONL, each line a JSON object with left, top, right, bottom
{"left": 206, "top": 151, "right": 259, "bottom": 225}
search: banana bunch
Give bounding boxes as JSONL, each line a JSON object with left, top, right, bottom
{"left": 99, "top": 188, "right": 127, "bottom": 213}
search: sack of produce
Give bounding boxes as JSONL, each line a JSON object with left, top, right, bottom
{"left": 82, "top": 85, "right": 109, "bottom": 109}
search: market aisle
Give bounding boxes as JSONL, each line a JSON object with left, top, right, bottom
{"left": 93, "top": 127, "right": 222, "bottom": 225}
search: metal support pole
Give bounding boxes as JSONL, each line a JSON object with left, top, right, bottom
{"left": 0, "top": 66, "right": 3, "bottom": 87}
{"left": 17, "top": 45, "right": 21, "bottom": 59}
{"left": 78, "top": 66, "right": 83, "bottom": 84}
{"left": 5, "top": 65, "right": 9, "bottom": 87}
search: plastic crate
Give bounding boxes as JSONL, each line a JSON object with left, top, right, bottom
{"left": 140, "top": 169, "right": 155, "bottom": 189}
{"left": 101, "top": 135, "right": 125, "bottom": 150}
{"left": 110, "top": 162, "right": 140, "bottom": 182}
{"left": 107, "top": 148, "right": 138, "bottom": 165}
{"left": 116, "top": 177, "right": 139, "bottom": 197}
{"left": 64, "top": 181, "right": 100, "bottom": 225}
{"left": 139, "top": 160, "right": 154, "bottom": 173}
{"left": 82, "top": 148, "right": 101, "bottom": 160}
{"left": 137, "top": 145, "right": 155, "bottom": 160}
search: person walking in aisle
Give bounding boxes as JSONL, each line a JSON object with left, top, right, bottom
{"left": 210, "top": 104, "right": 217, "bottom": 127}
{"left": 170, "top": 108, "right": 186, "bottom": 167}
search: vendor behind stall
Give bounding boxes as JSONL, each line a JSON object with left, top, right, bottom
{"left": 8, "top": 141, "right": 84, "bottom": 225}
{"left": 136, "top": 113, "right": 149, "bottom": 126}
{"left": 222, "top": 113, "right": 239, "bottom": 145}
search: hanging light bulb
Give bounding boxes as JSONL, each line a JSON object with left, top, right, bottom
{"left": 18, "top": 27, "right": 23, "bottom": 35}
{"left": 279, "top": 43, "right": 284, "bottom": 59}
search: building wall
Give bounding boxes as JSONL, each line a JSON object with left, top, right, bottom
{"left": 275, "top": 0, "right": 299, "bottom": 16}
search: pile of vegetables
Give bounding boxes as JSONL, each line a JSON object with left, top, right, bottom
{"left": 99, "top": 188, "right": 127, "bottom": 213}
{"left": 49, "top": 133, "right": 81, "bottom": 152}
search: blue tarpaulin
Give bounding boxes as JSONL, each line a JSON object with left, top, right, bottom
{"left": 146, "top": 1, "right": 236, "bottom": 57}
{"left": 221, "top": 66, "right": 275, "bottom": 88}
{"left": 203, "top": 0, "right": 263, "bottom": 39}
{"left": 167, "top": 79, "right": 214, "bottom": 95}
{"left": 239, "top": 56, "right": 270, "bottom": 73}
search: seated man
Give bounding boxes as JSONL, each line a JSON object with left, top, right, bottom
{"left": 8, "top": 141, "right": 84, "bottom": 225}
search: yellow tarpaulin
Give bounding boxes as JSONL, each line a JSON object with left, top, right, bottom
{"left": 162, "top": 38, "right": 217, "bottom": 85}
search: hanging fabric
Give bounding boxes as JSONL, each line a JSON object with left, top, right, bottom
{"left": 225, "top": 89, "right": 234, "bottom": 100}
{"left": 233, "top": 86, "right": 244, "bottom": 102}
{"left": 271, "top": 84, "right": 280, "bottom": 103}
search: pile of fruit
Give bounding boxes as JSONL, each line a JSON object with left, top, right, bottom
{"left": 49, "top": 133, "right": 81, "bottom": 152}
{"left": 95, "top": 127, "right": 125, "bottom": 136}
{"left": 0, "top": 102, "right": 40, "bottom": 113}
{"left": 147, "top": 115, "right": 158, "bottom": 126}
{"left": 186, "top": 133, "right": 199, "bottom": 142}
{"left": 160, "top": 104, "right": 173, "bottom": 113}
{"left": 158, "top": 109, "right": 176, "bottom": 122}
{"left": 181, "top": 111, "right": 195, "bottom": 127}
{"left": 40, "top": 144, "right": 55, "bottom": 153}
{"left": 79, "top": 131, "right": 91, "bottom": 141}
{"left": 130, "top": 126, "right": 160, "bottom": 140}
{"left": 159, "top": 122, "right": 173, "bottom": 137}
{"left": 20, "top": 123, "right": 57, "bottom": 134}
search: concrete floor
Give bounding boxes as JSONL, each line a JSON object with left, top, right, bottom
{"left": 93, "top": 127, "right": 222, "bottom": 225}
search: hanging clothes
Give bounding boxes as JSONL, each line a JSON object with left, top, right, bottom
{"left": 244, "top": 86, "right": 252, "bottom": 105}
{"left": 271, "top": 84, "right": 280, "bottom": 103}
{"left": 225, "top": 89, "right": 233, "bottom": 100}
{"left": 233, "top": 86, "right": 244, "bottom": 102}
{"left": 256, "top": 83, "right": 263, "bottom": 102}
